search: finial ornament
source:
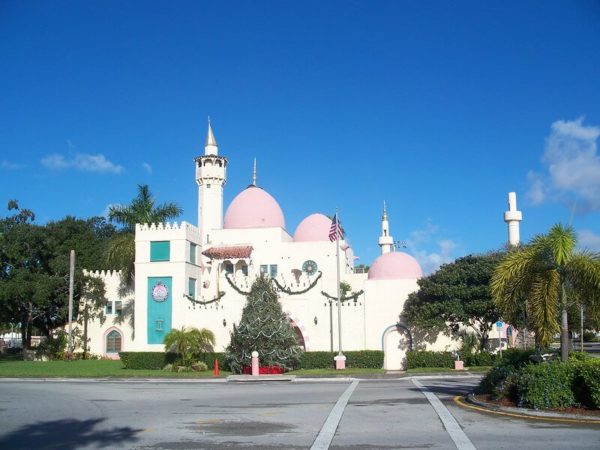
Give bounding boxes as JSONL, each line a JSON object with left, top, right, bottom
{"left": 252, "top": 158, "right": 257, "bottom": 186}
{"left": 205, "top": 118, "right": 217, "bottom": 148}
{"left": 382, "top": 200, "right": 388, "bottom": 220}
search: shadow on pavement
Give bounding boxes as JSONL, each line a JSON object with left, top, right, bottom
{"left": 0, "top": 417, "right": 142, "bottom": 449}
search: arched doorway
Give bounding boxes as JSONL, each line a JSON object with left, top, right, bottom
{"left": 382, "top": 324, "right": 412, "bottom": 370}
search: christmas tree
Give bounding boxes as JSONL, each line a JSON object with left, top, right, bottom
{"left": 225, "top": 276, "right": 302, "bottom": 373}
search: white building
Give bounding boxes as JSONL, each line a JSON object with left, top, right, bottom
{"left": 82, "top": 122, "right": 461, "bottom": 369}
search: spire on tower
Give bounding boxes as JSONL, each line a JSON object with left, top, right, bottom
{"left": 504, "top": 192, "right": 523, "bottom": 247}
{"left": 378, "top": 201, "right": 394, "bottom": 254}
{"left": 204, "top": 117, "right": 218, "bottom": 155}
{"left": 252, "top": 158, "right": 257, "bottom": 186}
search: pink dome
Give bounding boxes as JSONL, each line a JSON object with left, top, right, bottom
{"left": 294, "top": 213, "right": 332, "bottom": 242}
{"left": 368, "top": 252, "right": 422, "bottom": 280}
{"left": 224, "top": 186, "right": 285, "bottom": 229}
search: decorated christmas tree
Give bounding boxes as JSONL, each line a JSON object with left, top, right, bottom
{"left": 225, "top": 276, "right": 302, "bottom": 373}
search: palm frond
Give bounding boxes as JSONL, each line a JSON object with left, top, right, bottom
{"left": 528, "top": 270, "right": 560, "bottom": 347}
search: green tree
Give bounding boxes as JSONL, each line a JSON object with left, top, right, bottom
{"left": 163, "top": 326, "right": 215, "bottom": 367}
{"left": 491, "top": 224, "right": 600, "bottom": 361}
{"left": 0, "top": 202, "right": 115, "bottom": 348}
{"left": 106, "top": 184, "right": 182, "bottom": 288}
{"left": 226, "top": 276, "right": 302, "bottom": 373}
{"left": 403, "top": 253, "right": 503, "bottom": 351}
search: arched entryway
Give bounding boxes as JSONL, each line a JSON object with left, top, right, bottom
{"left": 382, "top": 323, "right": 412, "bottom": 370}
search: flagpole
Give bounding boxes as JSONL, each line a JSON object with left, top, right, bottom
{"left": 336, "top": 224, "right": 342, "bottom": 357}
{"left": 334, "top": 208, "right": 345, "bottom": 370}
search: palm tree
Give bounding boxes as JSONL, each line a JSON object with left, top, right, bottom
{"left": 164, "top": 326, "right": 216, "bottom": 366}
{"left": 106, "top": 184, "right": 182, "bottom": 287}
{"left": 491, "top": 224, "right": 600, "bottom": 361}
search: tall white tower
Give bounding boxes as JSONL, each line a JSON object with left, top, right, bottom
{"left": 378, "top": 201, "right": 394, "bottom": 254}
{"left": 504, "top": 192, "right": 522, "bottom": 246}
{"left": 195, "top": 120, "right": 227, "bottom": 244}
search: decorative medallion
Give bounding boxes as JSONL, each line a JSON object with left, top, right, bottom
{"left": 302, "top": 260, "right": 318, "bottom": 276}
{"left": 152, "top": 282, "right": 169, "bottom": 302}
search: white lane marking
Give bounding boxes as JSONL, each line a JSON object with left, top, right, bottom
{"left": 413, "top": 378, "right": 476, "bottom": 450}
{"left": 310, "top": 379, "right": 359, "bottom": 450}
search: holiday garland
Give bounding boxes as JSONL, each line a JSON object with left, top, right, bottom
{"left": 183, "top": 291, "right": 226, "bottom": 306}
{"left": 321, "top": 289, "right": 364, "bottom": 303}
{"left": 225, "top": 273, "right": 251, "bottom": 295}
{"left": 271, "top": 271, "right": 322, "bottom": 295}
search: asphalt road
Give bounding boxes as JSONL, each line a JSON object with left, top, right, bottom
{"left": 0, "top": 376, "right": 598, "bottom": 449}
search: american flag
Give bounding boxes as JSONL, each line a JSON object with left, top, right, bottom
{"left": 328, "top": 213, "right": 344, "bottom": 242}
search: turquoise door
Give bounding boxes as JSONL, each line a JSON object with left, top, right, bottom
{"left": 147, "top": 276, "right": 172, "bottom": 344}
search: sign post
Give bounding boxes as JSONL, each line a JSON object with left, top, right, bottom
{"left": 496, "top": 321, "right": 503, "bottom": 358}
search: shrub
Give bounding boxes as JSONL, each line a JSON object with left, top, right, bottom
{"left": 299, "top": 352, "right": 335, "bottom": 369}
{"left": 463, "top": 352, "right": 496, "bottom": 367}
{"left": 583, "top": 331, "right": 598, "bottom": 342}
{"left": 517, "top": 361, "right": 576, "bottom": 409}
{"left": 345, "top": 351, "right": 384, "bottom": 368}
{"left": 191, "top": 361, "right": 209, "bottom": 372}
{"left": 298, "top": 351, "right": 384, "bottom": 369}
{"left": 573, "top": 358, "right": 600, "bottom": 408}
{"left": 119, "top": 352, "right": 178, "bottom": 370}
{"left": 35, "top": 331, "right": 67, "bottom": 360}
{"left": 476, "top": 349, "right": 537, "bottom": 399}
{"left": 406, "top": 351, "right": 454, "bottom": 369}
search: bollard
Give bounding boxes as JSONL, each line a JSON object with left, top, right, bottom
{"left": 251, "top": 351, "right": 259, "bottom": 376}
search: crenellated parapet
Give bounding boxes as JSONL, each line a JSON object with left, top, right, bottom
{"left": 135, "top": 221, "right": 201, "bottom": 240}
{"left": 83, "top": 269, "right": 122, "bottom": 279}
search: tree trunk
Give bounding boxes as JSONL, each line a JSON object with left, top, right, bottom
{"left": 561, "top": 307, "right": 569, "bottom": 362}
{"left": 83, "top": 305, "right": 89, "bottom": 359}
{"left": 560, "top": 283, "right": 569, "bottom": 362}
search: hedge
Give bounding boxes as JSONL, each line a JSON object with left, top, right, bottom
{"left": 517, "top": 361, "right": 577, "bottom": 409}
{"left": 477, "top": 351, "right": 600, "bottom": 410}
{"left": 463, "top": 351, "right": 496, "bottom": 367}
{"left": 299, "top": 351, "right": 384, "bottom": 369}
{"left": 119, "top": 352, "right": 230, "bottom": 370}
{"left": 406, "top": 351, "right": 454, "bottom": 369}
{"left": 119, "top": 352, "right": 178, "bottom": 370}
{"left": 120, "top": 351, "right": 382, "bottom": 370}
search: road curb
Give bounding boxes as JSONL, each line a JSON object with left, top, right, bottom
{"left": 458, "top": 394, "right": 600, "bottom": 424}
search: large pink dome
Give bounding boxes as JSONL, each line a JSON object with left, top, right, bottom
{"left": 368, "top": 252, "right": 422, "bottom": 280}
{"left": 224, "top": 186, "right": 285, "bottom": 229}
{"left": 294, "top": 213, "right": 331, "bottom": 242}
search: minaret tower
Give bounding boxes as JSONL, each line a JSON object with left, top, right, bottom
{"left": 378, "top": 201, "right": 394, "bottom": 254}
{"left": 195, "top": 119, "right": 227, "bottom": 244}
{"left": 504, "top": 192, "right": 522, "bottom": 246}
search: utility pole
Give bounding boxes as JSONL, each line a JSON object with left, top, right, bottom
{"left": 67, "top": 250, "right": 75, "bottom": 354}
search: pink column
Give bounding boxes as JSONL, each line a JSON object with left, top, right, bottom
{"left": 251, "top": 351, "right": 259, "bottom": 376}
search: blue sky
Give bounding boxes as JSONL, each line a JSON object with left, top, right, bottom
{"left": 2, "top": 1, "right": 600, "bottom": 273}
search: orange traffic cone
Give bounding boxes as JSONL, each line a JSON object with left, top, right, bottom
{"left": 213, "top": 358, "right": 220, "bottom": 377}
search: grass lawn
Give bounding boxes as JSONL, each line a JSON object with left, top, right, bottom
{"left": 406, "top": 366, "right": 491, "bottom": 374}
{"left": 0, "top": 359, "right": 230, "bottom": 378}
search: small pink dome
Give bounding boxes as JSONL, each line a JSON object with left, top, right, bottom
{"left": 368, "top": 252, "right": 422, "bottom": 280}
{"left": 294, "top": 213, "right": 332, "bottom": 242}
{"left": 224, "top": 186, "right": 285, "bottom": 229}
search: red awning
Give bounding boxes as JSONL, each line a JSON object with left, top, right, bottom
{"left": 202, "top": 245, "right": 253, "bottom": 259}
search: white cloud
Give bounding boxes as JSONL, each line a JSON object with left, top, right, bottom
{"left": 405, "top": 220, "right": 459, "bottom": 274}
{"left": 527, "top": 117, "right": 600, "bottom": 211}
{"left": 41, "top": 153, "right": 124, "bottom": 174}
{"left": 142, "top": 162, "right": 152, "bottom": 175}
{"left": 1, "top": 160, "right": 25, "bottom": 170}
{"left": 578, "top": 229, "right": 600, "bottom": 252}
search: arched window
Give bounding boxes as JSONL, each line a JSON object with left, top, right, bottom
{"left": 106, "top": 330, "right": 122, "bottom": 353}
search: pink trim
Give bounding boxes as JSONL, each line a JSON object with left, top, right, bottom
{"left": 102, "top": 326, "right": 124, "bottom": 359}
{"left": 286, "top": 312, "right": 310, "bottom": 351}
